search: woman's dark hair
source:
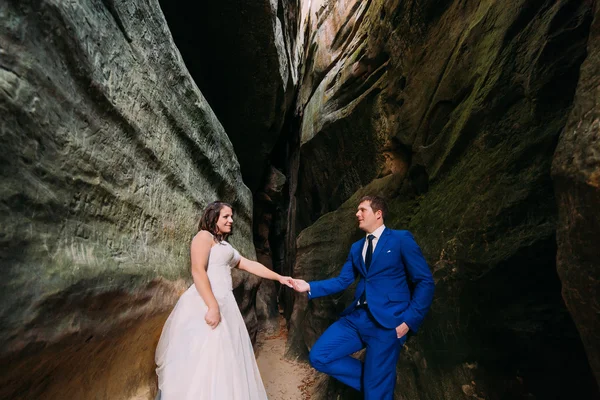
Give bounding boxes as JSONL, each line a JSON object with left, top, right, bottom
{"left": 198, "top": 201, "right": 233, "bottom": 242}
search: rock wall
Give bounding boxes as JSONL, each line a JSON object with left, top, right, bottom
{"left": 287, "top": 0, "right": 599, "bottom": 399}
{"left": 0, "top": 0, "right": 254, "bottom": 398}
{"left": 253, "top": 166, "right": 289, "bottom": 333}
{"left": 552, "top": 0, "right": 600, "bottom": 388}
{"left": 159, "top": 0, "right": 300, "bottom": 192}
{"left": 2, "top": 0, "right": 599, "bottom": 399}
{"left": 159, "top": 0, "right": 302, "bottom": 333}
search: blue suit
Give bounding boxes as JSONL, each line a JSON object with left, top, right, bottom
{"left": 307, "top": 228, "right": 435, "bottom": 399}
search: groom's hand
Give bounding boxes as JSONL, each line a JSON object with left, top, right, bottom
{"left": 395, "top": 322, "right": 409, "bottom": 339}
{"left": 292, "top": 279, "right": 310, "bottom": 293}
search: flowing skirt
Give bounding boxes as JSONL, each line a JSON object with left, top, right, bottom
{"left": 156, "top": 286, "right": 268, "bottom": 399}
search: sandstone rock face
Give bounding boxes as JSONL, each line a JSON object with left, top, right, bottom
{"left": 552, "top": 1, "right": 600, "bottom": 388}
{"left": 159, "top": 0, "right": 300, "bottom": 192}
{"left": 288, "top": 0, "right": 599, "bottom": 399}
{"left": 159, "top": 1, "right": 301, "bottom": 336}
{"left": 253, "top": 167, "right": 289, "bottom": 334}
{"left": 0, "top": 0, "right": 254, "bottom": 398}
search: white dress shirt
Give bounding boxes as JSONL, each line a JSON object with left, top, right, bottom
{"left": 362, "top": 224, "right": 386, "bottom": 262}
{"left": 358, "top": 224, "right": 386, "bottom": 305}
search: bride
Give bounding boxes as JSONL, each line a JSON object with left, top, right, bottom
{"left": 155, "top": 201, "right": 294, "bottom": 399}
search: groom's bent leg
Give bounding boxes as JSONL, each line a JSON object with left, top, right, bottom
{"left": 362, "top": 324, "right": 406, "bottom": 400}
{"left": 308, "top": 313, "right": 364, "bottom": 392}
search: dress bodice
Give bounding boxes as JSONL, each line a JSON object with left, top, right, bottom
{"left": 206, "top": 240, "right": 241, "bottom": 298}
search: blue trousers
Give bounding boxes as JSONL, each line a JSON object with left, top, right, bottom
{"left": 308, "top": 307, "right": 406, "bottom": 400}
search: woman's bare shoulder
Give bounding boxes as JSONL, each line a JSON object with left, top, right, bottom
{"left": 192, "top": 230, "right": 215, "bottom": 248}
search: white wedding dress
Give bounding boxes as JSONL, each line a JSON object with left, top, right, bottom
{"left": 155, "top": 238, "right": 268, "bottom": 399}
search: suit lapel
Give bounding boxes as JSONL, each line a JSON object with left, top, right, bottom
{"left": 355, "top": 237, "right": 367, "bottom": 276}
{"left": 369, "top": 228, "right": 390, "bottom": 272}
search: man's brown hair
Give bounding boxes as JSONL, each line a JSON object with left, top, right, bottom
{"left": 359, "top": 195, "right": 388, "bottom": 219}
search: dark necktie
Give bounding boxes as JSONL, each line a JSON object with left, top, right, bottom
{"left": 365, "top": 234, "right": 375, "bottom": 271}
{"left": 359, "top": 234, "right": 376, "bottom": 305}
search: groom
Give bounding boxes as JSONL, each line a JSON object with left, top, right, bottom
{"left": 293, "top": 196, "right": 435, "bottom": 399}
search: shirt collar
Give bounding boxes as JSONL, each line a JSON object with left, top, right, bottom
{"left": 367, "top": 224, "right": 386, "bottom": 239}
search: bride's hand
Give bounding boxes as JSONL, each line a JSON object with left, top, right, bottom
{"left": 205, "top": 306, "right": 221, "bottom": 329}
{"left": 278, "top": 275, "right": 295, "bottom": 288}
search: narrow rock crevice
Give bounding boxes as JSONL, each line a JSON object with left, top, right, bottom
{"left": 2, "top": 0, "right": 600, "bottom": 399}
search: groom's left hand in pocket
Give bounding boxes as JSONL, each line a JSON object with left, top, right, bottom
{"left": 395, "top": 322, "right": 409, "bottom": 338}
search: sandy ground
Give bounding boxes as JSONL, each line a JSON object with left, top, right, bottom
{"left": 255, "top": 318, "right": 317, "bottom": 400}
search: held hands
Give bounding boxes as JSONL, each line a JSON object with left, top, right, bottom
{"left": 291, "top": 279, "right": 310, "bottom": 293}
{"left": 395, "top": 322, "right": 409, "bottom": 339}
{"left": 205, "top": 306, "right": 221, "bottom": 329}
{"left": 278, "top": 275, "right": 295, "bottom": 288}
{"left": 279, "top": 276, "right": 310, "bottom": 293}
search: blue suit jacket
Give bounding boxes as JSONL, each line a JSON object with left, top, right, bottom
{"left": 308, "top": 228, "right": 435, "bottom": 332}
